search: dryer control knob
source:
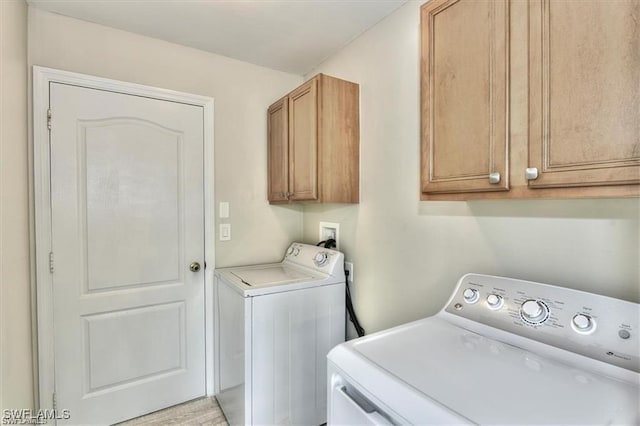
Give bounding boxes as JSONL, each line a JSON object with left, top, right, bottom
{"left": 520, "top": 299, "right": 549, "bottom": 324}
{"left": 463, "top": 288, "right": 479, "bottom": 304}
{"left": 313, "top": 252, "right": 328, "bottom": 266}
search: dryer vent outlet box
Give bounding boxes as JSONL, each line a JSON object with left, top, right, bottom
{"left": 319, "top": 222, "right": 339, "bottom": 249}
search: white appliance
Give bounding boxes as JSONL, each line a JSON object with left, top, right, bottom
{"left": 328, "top": 273, "right": 640, "bottom": 425}
{"left": 215, "top": 243, "right": 345, "bottom": 425}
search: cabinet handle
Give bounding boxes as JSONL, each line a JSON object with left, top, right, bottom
{"left": 525, "top": 168, "right": 539, "bottom": 180}
{"left": 488, "top": 172, "right": 501, "bottom": 184}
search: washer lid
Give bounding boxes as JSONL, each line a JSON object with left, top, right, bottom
{"left": 230, "top": 264, "right": 315, "bottom": 286}
{"left": 350, "top": 317, "right": 639, "bottom": 425}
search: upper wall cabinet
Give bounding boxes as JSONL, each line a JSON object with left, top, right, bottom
{"left": 528, "top": 0, "right": 640, "bottom": 189}
{"left": 268, "top": 74, "right": 360, "bottom": 204}
{"left": 420, "top": 0, "right": 640, "bottom": 200}
{"left": 421, "top": 0, "right": 510, "bottom": 194}
{"left": 288, "top": 79, "right": 319, "bottom": 201}
{"left": 267, "top": 96, "right": 289, "bottom": 202}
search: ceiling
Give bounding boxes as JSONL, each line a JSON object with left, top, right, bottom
{"left": 27, "top": 0, "right": 408, "bottom": 75}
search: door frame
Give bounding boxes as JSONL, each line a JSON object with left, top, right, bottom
{"left": 32, "top": 66, "right": 216, "bottom": 412}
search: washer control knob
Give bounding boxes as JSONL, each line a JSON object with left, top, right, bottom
{"left": 572, "top": 314, "right": 591, "bottom": 330}
{"left": 520, "top": 299, "right": 549, "bottom": 324}
{"left": 313, "top": 252, "right": 328, "bottom": 266}
{"left": 571, "top": 314, "right": 595, "bottom": 333}
{"left": 486, "top": 294, "right": 504, "bottom": 310}
{"left": 463, "top": 288, "right": 479, "bottom": 304}
{"left": 287, "top": 246, "right": 295, "bottom": 255}
{"left": 293, "top": 247, "right": 300, "bottom": 256}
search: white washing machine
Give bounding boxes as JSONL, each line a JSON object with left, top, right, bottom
{"left": 215, "top": 243, "right": 345, "bottom": 425}
{"left": 328, "top": 273, "right": 639, "bottom": 425}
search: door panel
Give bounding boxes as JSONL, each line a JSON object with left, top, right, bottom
{"left": 83, "top": 302, "right": 184, "bottom": 391}
{"left": 528, "top": 0, "right": 640, "bottom": 188}
{"left": 267, "top": 98, "right": 289, "bottom": 202}
{"left": 288, "top": 79, "right": 318, "bottom": 201}
{"left": 50, "top": 83, "right": 205, "bottom": 424}
{"left": 83, "top": 119, "right": 182, "bottom": 291}
{"left": 421, "top": 0, "right": 509, "bottom": 193}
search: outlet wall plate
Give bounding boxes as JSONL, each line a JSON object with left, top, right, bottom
{"left": 220, "top": 223, "right": 231, "bottom": 241}
{"left": 345, "top": 261, "right": 354, "bottom": 282}
{"left": 319, "top": 221, "right": 340, "bottom": 250}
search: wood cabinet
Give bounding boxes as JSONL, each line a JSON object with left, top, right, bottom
{"left": 268, "top": 74, "right": 359, "bottom": 204}
{"left": 288, "top": 79, "right": 319, "bottom": 201}
{"left": 267, "top": 97, "right": 289, "bottom": 202}
{"left": 528, "top": 0, "right": 640, "bottom": 189}
{"left": 420, "top": 0, "right": 640, "bottom": 200}
{"left": 421, "top": 0, "right": 509, "bottom": 194}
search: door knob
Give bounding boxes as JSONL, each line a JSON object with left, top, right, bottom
{"left": 190, "top": 262, "right": 201, "bottom": 272}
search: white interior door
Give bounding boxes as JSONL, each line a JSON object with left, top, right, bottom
{"left": 49, "top": 82, "right": 205, "bottom": 425}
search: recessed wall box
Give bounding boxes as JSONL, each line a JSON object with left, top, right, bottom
{"left": 319, "top": 222, "right": 340, "bottom": 249}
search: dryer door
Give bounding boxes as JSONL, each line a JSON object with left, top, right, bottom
{"left": 329, "top": 378, "right": 394, "bottom": 426}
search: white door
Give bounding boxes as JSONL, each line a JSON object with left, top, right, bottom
{"left": 49, "top": 82, "right": 205, "bottom": 425}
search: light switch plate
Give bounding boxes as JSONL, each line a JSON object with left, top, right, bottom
{"left": 219, "top": 223, "right": 231, "bottom": 241}
{"left": 219, "top": 202, "right": 229, "bottom": 218}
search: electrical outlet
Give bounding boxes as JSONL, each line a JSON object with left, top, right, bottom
{"left": 345, "top": 262, "right": 354, "bottom": 283}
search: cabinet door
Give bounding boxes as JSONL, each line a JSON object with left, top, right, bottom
{"left": 421, "top": 0, "right": 509, "bottom": 194}
{"left": 267, "top": 97, "right": 289, "bottom": 202}
{"left": 288, "top": 79, "right": 318, "bottom": 201}
{"left": 528, "top": 0, "right": 640, "bottom": 188}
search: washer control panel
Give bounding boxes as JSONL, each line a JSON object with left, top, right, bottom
{"left": 445, "top": 274, "right": 639, "bottom": 373}
{"left": 284, "top": 243, "right": 345, "bottom": 277}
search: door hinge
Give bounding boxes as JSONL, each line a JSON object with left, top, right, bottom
{"left": 47, "top": 109, "right": 52, "bottom": 130}
{"left": 49, "top": 252, "right": 54, "bottom": 273}
{"left": 52, "top": 392, "right": 57, "bottom": 410}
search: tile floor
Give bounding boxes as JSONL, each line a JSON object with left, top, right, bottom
{"left": 119, "top": 397, "right": 228, "bottom": 426}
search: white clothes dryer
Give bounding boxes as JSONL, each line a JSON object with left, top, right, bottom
{"left": 215, "top": 243, "right": 345, "bottom": 425}
{"left": 328, "top": 273, "right": 639, "bottom": 425}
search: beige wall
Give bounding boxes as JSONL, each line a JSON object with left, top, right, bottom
{"left": 0, "top": 0, "right": 32, "bottom": 412}
{"left": 303, "top": 1, "right": 640, "bottom": 336}
{"left": 28, "top": 7, "right": 304, "bottom": 269}
{"left": 1, "top": 6, "right": 305, "bottom": 409}
{"left": 1, "top": 0, "right": 32, "bottom": 411}
{"left": 5, "top": 0, "right": 640, "bottom": 411}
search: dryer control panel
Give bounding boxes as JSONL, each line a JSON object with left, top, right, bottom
{"left": 283, "top": 243, "right": 345, "bottom": 278}
{"left": 444, "top": 274, "right": 640, "bottom": 373}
